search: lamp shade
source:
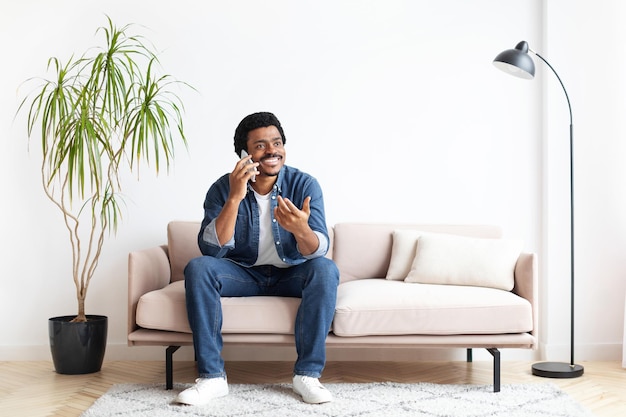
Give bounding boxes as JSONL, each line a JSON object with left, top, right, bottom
{"left": 493, "top": 41, "right": 535, "bottom": 80}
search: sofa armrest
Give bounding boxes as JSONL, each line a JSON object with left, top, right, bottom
{"left": 128, "top": 245, "right": 171, "bottom": 338}
{"left": 513, "top": 252, "right": 538, "bottom": 336}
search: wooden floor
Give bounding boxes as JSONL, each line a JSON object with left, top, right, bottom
{"left": 0, "top": 360, "right": 624, "bottom": 416}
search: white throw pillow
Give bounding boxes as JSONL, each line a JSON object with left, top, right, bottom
{"left": 405, "top": 233, "right": 523, "bottom": 291}
{"left": 385, "top": 229, "right": 422, "bottom": 280}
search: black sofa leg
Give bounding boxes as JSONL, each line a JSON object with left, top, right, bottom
{"left": 466, "top": 348, "right": 473, "bottom": 362}
{"left": 487, "top": 348, "right": 501, "bottom": 392}
{"left": 166, "top": 346, "right": 181, "bottom": 390}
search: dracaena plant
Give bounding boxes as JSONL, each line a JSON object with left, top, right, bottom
{"left": 18, "top": 17, "right": 190, "bottom": 322}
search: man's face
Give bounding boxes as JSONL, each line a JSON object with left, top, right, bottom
{"left": 246, "top": 125, "right": 286, "bottom": 178}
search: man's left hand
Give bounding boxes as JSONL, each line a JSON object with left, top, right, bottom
{"left": 274, "top": 196, "right": 311, "bottom": 234}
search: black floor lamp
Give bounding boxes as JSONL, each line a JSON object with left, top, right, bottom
{"left": 492, "top": 41, "right": 584, "bottom": 378}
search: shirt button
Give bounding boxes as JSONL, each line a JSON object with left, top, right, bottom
{"left": 272, "top": 219, "right": 276, "bottom": 223}
{"left": 276, "top": 241, "right": 280, "bottom": 245}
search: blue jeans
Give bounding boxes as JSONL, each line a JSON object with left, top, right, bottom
{"left": 184, "top": 256, "right": 339, "bottom": 379}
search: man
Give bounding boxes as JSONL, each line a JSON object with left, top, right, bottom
{"left": 176, "top": 112, "right": 339, "bottom": 406}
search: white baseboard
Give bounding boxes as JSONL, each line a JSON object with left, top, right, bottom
{"left": 536, "top": 341, "right": 623, "bottom": 362}
{"left": 0, "top": 345, "right": 52, "bottom": 361}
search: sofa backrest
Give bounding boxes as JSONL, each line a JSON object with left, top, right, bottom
{"left": 168, "top": 221, "right": 202, "bottom": 282}
{"left": 166, "top": 221, "right": 502, "bottom": 284}
{"left": 332, "top": 223, "right": 502, "bottom": 283}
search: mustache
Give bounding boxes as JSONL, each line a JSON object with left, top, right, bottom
{"left": 261, "top": 154, "right": 282, "bottom": 161}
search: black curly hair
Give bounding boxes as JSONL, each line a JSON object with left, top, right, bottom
{"left": 233, "top": 112, "right": 286, "bottom": 156}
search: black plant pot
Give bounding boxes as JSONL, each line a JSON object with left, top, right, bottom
{"left": 48, "top": 315, "right": 108, "bottom": 374}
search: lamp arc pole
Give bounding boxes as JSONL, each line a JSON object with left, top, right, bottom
{"left": 493, "top": 41, "right": 583, "bottom": 378}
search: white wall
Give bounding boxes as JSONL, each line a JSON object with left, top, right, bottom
{"left": 0, "top": 0, "right": 623, "bottom": 363}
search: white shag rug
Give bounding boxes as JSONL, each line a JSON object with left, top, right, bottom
{"left": 81, "top": 382, "right": 594, "bottom": 417}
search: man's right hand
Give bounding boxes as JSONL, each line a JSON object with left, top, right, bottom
{"left": 214, "top": 155, "right": 260, "bottom": 246}
{"left": 229, "top": 154, "right": 259, "bottom": 202}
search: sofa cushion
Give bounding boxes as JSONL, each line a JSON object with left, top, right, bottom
{"left": 405, "top": 233, "right": 522, "bottom": 291}
{"left": 385, "top": 229, "right": 422, "bottom": 280}
{"left": 333, "top": 279, "right": 533, "bottom": 337}
{"left": 332, "top": 223, "right": 502, "bottom": 283}
{"left": 136, "top": 280, "right": 300, "bottom": 334}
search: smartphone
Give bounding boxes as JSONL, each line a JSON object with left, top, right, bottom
{"left": 240, "top": 150, "right": 256, "bottom": 182}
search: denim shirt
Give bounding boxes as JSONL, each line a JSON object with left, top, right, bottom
{"left": 198, "top": 165, "right": 330, "bottom": 267}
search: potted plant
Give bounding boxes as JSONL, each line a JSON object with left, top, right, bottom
{"left": 18, "top": 17, "right": 190, "bottom": 374}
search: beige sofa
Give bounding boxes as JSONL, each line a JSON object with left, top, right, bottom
{"left": 128, "top": 221, "right": 537, "bottom": 392}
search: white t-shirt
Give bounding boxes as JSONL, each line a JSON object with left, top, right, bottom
{"left": 253, "top": 190, "right": 290, "bottom": 268}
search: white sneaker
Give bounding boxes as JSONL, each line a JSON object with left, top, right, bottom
{"left": 292, "top": 375, "right": 333, "bottom": 404}
{"left": 175, "top": 377, "right": 228, "bottom": 405}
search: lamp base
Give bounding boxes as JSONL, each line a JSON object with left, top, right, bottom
{"left": 532, "top": 362, "right": 584, "bottom": 378}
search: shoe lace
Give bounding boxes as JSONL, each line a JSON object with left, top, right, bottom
{"left": 194, "top": 378, "right": 223, "bottom": 389}
{"left": 300, "top": 376, "right": 325, "bottom": 390}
